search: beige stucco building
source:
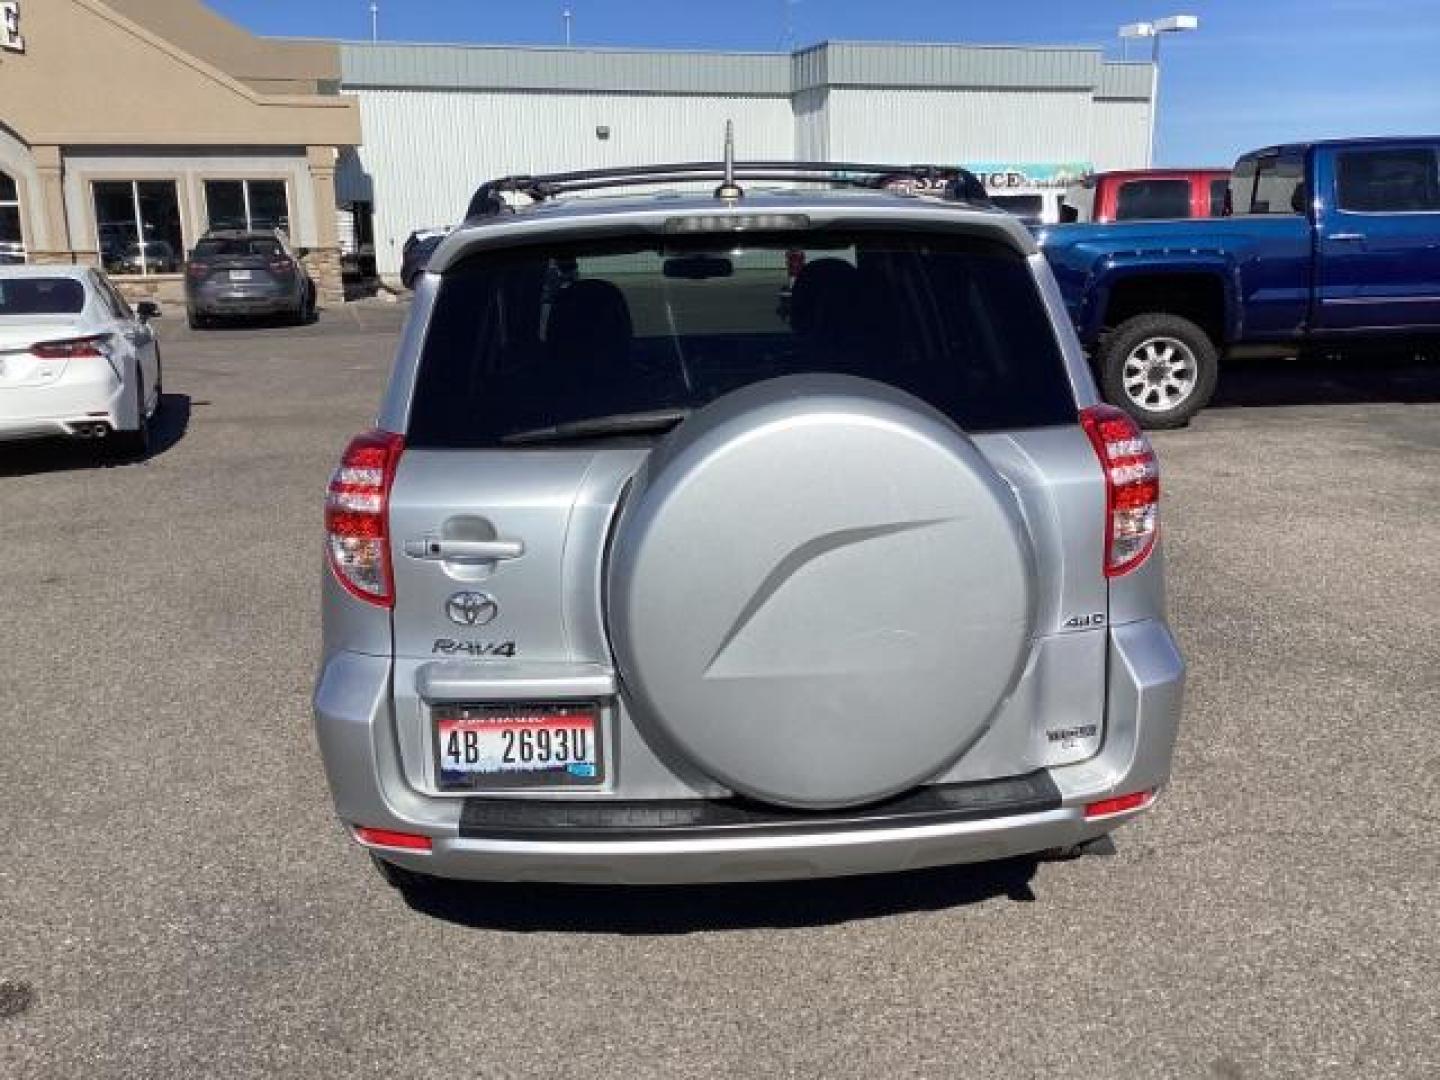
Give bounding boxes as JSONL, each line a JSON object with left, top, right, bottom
{"left": 0, "top": 0, "right": 359, "bottom": 302}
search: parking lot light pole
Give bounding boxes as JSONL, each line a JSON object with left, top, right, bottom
{"left": 1120, "top": 15, "right": 1199, "bottom": 167}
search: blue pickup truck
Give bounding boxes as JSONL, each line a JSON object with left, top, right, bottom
{"left": 1038, "top": 137, "right": 1440, "bottom": 427}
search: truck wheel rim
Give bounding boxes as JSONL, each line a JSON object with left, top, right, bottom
{"left": 1122, "top": 336, "right": 1198, "bottom": 413}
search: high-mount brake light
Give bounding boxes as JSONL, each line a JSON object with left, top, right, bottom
{"left": 30, "top": 334, "right": 109, "bottom": 359}
{"left": 1080, "top": 405, "right": 1160, "bottom": 577}
{"left": 664, "top": 213, "right": 812, "bottom": 234}
{"left": 325, "top": 429, "right": 404, "bottom": 606}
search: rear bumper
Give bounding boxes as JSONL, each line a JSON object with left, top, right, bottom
{"left": 0, "top": 365, "right": 127, "bottom": 441}
{"left": 190, "top": 285, "right": 297, "bottom": 315}
{"left": 313, "top": 619, "right": 1185, "bottom": 884}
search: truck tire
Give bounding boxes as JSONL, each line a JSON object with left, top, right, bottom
{"left": 1098, "top": 313, "right": 1219, "bottom": 429}
{"left": 605, "top": 374, "right": 1036, "bottom": 809}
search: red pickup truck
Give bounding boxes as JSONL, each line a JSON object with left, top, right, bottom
{"left": 1064, "top": 168, "right": 1230, "bottom": 223}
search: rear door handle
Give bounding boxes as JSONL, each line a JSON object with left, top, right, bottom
{"left": 403, "top": 537, "right": 525, "bottom": 562}
{"left": 1329, "top": 232, "right": 1367, "bottom": 242}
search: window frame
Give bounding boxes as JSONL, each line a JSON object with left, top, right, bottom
{"left": 200, "top": 176, "right": 293, "bottom": 236}
{"left": 89, "top": 176, "right": 187, "bottom": 277}
{"left": 1334, "top": 146, "right": 1440, "bottom": 216}
{"left": 1242, "top": 153, "right": 1306, "bottom": 217}
{"left": 0, "top": 167, "right": 25, "bottom": 260}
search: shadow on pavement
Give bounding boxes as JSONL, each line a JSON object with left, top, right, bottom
{"left": 0, "top": 392, "right": 191, "bottom": 476}
{"left": 1212, "top": 350, "right": 1440, "bottom": 410}
{"left": 396, "top": 855, "right": 1043, "bottom": 933}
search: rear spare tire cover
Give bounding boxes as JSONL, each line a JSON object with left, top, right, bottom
{"left": 607, "top": 375, "right": 1036, "bottom": 808}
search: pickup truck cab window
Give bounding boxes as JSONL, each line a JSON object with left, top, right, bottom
{"left": 1209, "top": 178, "right": 1228, "bottom": 217}
{"left": 1250, "top": 155, "right": 1304, "bottom": 215}
{"left": 1116, "top": 179, "right": 1190, "bottom": 220}
{"left": 1336, "top": 148, "right": 1440, "bottom": 212}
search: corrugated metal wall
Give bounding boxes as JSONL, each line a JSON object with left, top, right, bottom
{"left": 1087, "top": 99, "right": 1152, "bottom": 172}
{"left": 342, "top": 43, "right": 791, "bottom": 96}
{"left": 824, "top": 88, "right": 1096, "bottom": 163}
{"left": 793, "top": 88, "right": 828, "bottom": 160}
{"left": 353, "top": 89, "right": 793, "bottom": 275}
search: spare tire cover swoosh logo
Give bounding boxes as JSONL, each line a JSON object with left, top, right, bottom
{"left": 702, "top": 518, "right": 952, "bottom": 676}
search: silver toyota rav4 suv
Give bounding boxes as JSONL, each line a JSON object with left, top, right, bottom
{"left": 313, "top": 156, "right": 1185, "bottom": 889}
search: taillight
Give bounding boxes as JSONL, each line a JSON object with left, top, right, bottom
{"left": 325, "top": 429, "right": 404, "bottom": 606}
{"left": 270, "top": 258, "right": 295, "bottom": 275}
{"left": 785, "top": 250, "right": 806, "bottom": 278}
{"left": 1080, "top": 405, "right": 1159, "bottom": 577}
{"left": 185, "top": 262, "right": 207, "bottom": 279}
{"left": 30, "top": 334, "right": 109, "bottom": 359}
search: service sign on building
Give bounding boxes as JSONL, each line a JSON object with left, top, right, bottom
{"left": 0, "top": 2, "right": 23, "bottom": 53}
{"left": 963, "top": 163, "right": 1092, "bottom": 193}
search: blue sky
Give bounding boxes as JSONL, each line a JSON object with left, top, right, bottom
{"left": 208, "top": 0, "right": 1440, "bottom": 166}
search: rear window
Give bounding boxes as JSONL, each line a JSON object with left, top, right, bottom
{"left": 0, "top": 277, "right": 85, "bottom": 315}
{"left": 1115, "top": 179, "right": 1191, "bottom": 220}
{"left": 1232, "top": 154, "right": 1305, "bottom": 215}
{"left": 407, "top": 229, "right": 1076, "bottom": 447}
{"left": 193, "top": 238, "right": 284, "bottom": 258}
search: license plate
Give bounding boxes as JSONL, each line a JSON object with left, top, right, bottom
{"left": 229, "top": 269, "right": 252, "bottom": 281}
{"left": 434, "top": 703, "right": 602, "bottom": 790}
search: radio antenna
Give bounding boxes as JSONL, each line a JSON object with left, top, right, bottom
{"left": 713, "top": 121, "right": 744, "bottom": 201}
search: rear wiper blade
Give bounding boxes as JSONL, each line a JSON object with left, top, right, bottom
{"left": 500, "top": 407, "right": 692, "bottom": 445}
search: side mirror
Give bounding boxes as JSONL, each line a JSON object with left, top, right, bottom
{"left": 136, "top": 301, "right": 161, "bottom": 322}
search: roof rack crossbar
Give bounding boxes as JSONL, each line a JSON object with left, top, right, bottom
{"left": 465, "top": 161, "right": 989, "bottom": 220}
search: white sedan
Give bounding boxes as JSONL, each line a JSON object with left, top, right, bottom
{"left": 0, "top": 264, "right": 163, "bottom": 457}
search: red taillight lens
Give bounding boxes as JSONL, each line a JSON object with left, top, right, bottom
{"left": 325, "top": 429, "right": 404, "bottom": 606}
{"left": 270, "top": 258, "right": 295, "bottom": 275}
{"left": 30, "top": 334, "right": 109, "bottom": 359}
{"left": 186, "top": 262, "right": 207, "bottom": 279}
{"left": 785, "top": 250, "right": 806, "bottom": 277}
{"left": 353, "top": 826, "right": 432, "bottom": 851}
{"left": 1080, "top": 405, "right": 1160, "bottom": 577}
{"left": 1083, "top": 790, "right": 1154, "bottom": 819}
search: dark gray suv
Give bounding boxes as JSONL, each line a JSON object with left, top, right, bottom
{"left": 184, "top": 230, "right": 315, "bottom": 328}
{"left": 313, "top": 158, "right": 1185, "bottom": 890}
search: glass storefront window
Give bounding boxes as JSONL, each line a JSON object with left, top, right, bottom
{"left": 203, "top": 179, "right": 290, "bottom": 234}
{"left": 0, "top": 170, "right": 22, "bottom": 264}
{"left": 93, "top": 180, "right": 183, "bottom": 275}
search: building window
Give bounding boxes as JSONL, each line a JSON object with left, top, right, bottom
{"left": 0, "top": 170, "right": 23, "bottom": 263}
{"left": 93, "top": 180, "right": 183, "bottom": 275}
{"left": 204, "top": 179, "right": 289, "bottom": 234}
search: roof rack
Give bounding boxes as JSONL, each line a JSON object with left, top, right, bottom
{"left": 464, "top": 161, "right": 992, "bottom": 220}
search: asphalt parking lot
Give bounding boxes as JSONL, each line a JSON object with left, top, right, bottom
{"left": 2, "top": 306, "right": 1438, "bottom": 1079}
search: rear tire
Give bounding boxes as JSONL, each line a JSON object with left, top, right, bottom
{"left": 1098, "top": 312, "right": 1219, "bottom": 430}
{"left": 187, "top": 308, "right": 208, "bottom": 330}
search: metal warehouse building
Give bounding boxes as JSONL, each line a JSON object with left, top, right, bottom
{"left": 336, "top": 41, "right": 1156, "bottom": 278}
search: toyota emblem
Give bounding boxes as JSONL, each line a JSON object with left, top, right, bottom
{"left": 445, "top": 591, "right": 499, "bottom": 627}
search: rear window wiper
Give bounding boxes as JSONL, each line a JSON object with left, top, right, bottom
{"left": 500, "top": 407, "right": 692, "bottom": 445}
